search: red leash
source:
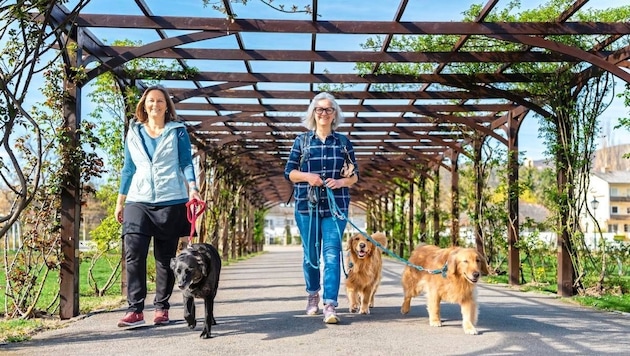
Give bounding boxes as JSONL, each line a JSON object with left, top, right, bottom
{"left": 186, "top": 199, "right": 206, "bottom": 244}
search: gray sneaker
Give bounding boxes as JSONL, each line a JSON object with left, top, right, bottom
{"left": 306, "top": 293, "right": 320, "bottom": 315}
{"left": 323, "top": 304, "right": 339, "bottom": 324}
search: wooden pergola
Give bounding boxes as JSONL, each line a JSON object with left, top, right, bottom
{"left": 42, "top": 0, "right": 630, "bottom": 318}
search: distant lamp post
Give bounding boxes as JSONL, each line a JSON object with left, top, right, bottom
{"left": 591, "top": 198, "right": 599, "bottom": 249}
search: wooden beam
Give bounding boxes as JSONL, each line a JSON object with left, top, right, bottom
{"left": 74, "top": 15, "right": 630, "bottom": 35}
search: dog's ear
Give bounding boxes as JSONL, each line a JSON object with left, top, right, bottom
{"left": 195, "top": 253, "right": 207, "bottom": 276}
{"left": 170, "top": 257, "right": 177, "bottom": 271}
{"left": 446, "top": 248, "right": 459, "bottom": 277}
{"left": 345, "top": 234, "right": 356, "bottom": 251}
{"left": 372, "top": 232, "right": 387, "bottom": 249}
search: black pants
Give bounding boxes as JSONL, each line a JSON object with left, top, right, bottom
{"left": 122, "top": 203, "right": 189, "bottom": 313}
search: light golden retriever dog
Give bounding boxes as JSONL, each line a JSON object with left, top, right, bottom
{"left": 345, "top": 232, "right": 388, "bottom": 314}
{"left": 400, "top": 244, "right": 489, "bottom": 334}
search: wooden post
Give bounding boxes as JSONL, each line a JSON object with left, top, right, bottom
{"left": 432, "top": 166, "right": 440, "bottom": 245}
{"left": 59, "top": 70, "right": 82, "bottom": 320}
{"left": 419, "top": 174, "right": 427, "bottom": 243}
{"left": 408, "top": 177, "right": 415, "bottom": 253}
{"left": 450, "top": 151, "right": 460, "bottom": 246}
{"left": 473, "top": 139, "right": 485, "bottom": 257}
{"left": 507, "top": 114, "right": 520, "bottom": 286}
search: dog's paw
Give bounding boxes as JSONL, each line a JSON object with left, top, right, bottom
{"left": 200, "top": 327, "right": 212, "bottom": 339}
{"left": 429, "top": 319, "right": 443, "bottom": 327}
{"left": 349, "top": 305, "right": 359, "bottom": 313}
{"left": 463, "top": 322, "right": 478, "bottom": 335}
{"left": 185, "top": 316, "right": 197, "bottom": 329}
{"left": 400, "top": 299, "right": 412, "bottom": 314}
{"left": 464, "top": 327, "right": 478, "bottom": 335}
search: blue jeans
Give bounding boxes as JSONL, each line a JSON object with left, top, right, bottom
{"left": 295, "top": 210, "right": 347, "bottom": 307}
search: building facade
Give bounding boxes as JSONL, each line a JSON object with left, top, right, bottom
{"left": 263, "top": 203, "right": 367, "bottom": 245}
{"left": 585, "top": 170, "right": 630, "bottom": 247}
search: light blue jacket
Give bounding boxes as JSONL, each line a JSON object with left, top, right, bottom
{"left": 125, "top": 121, "right": 189, "bottom": 204}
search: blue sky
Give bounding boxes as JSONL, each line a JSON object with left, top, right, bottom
{"left": 43, "top": 0, "right": 630, "bottom": 161}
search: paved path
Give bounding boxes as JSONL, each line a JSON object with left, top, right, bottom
{"left": 2, "top": 245, "right": 629, "bottom": 356}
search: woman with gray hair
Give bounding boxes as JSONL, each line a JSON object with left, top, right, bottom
{"left": 284, "top": 92, "right": 359, "bottom": 324}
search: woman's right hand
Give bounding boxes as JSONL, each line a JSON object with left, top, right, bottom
{"left": 115, "top": 194, "right": 126, "bottom": 223}
{"left": 114, "top": 203, "right": 124, "bottom": 223}
{"left": 306, "top": 172, "right": 324, "bottom": 187}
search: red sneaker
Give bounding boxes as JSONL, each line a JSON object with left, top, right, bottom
{"left": 117, "top": 312, "right": 145, "bottom": 327}
{"left": 153, "top": 309, "right": 170, "bottom": 325}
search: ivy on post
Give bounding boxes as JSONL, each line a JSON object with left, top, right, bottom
{"left": 450, "top": 150, "right": 460, "bottom": 246}
{"left": 507, "top": 112, "right": 520, "bottom": 287}
{"left": 59, "top": 66, "right": 82, "bottom": 320}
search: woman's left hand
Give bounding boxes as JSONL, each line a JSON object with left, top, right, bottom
{"left": 324, "top": 178, "right": 342, "bottom": 189}
{"left": 189, "top": 190, "right": 203, "bottom": 201}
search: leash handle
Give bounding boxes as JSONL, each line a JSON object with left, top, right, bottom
{"left": 186, "top": 199, "right": 206, "bottom": 244}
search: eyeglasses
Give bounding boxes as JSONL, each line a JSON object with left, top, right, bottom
{"left": 314, "top": 107, "right": 335, "bottom": 115}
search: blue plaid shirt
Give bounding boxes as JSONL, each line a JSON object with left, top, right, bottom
{"left": 284, "top": 131, "right": 358, "bottom": 216}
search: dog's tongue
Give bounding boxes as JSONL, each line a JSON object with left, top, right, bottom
{"left": 358, "top": 251, "right": 366, "bottom": 258}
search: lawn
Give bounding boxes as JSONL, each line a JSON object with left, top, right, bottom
{"left": 0, "top": 250, "right": 146, "bottom": 343}
{"left": 0, "top": 251, "right": 151, "bottom": 314}
{"left": 485, "top": 255, "right": 630, "bottom": 313}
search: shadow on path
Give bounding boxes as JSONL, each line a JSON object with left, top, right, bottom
{"left": 2, "top": 245, "right": 628, "bottom": 356}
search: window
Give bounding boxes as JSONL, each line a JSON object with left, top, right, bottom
{"left": 625, "top": 224, "right": 629, "bottom": 233}
{"left": 627, "top": 207, "right": 630, "bottom": 214}
{"left": 611, "top": 187, "right": 618, "bottom": 196}
{"left": 612, "top": 206, "right": 618, "bottom": 214}
{"left": 608, "top": 224, "right": 618, "bottom": 233}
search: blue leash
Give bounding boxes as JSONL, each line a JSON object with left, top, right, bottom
{"left": 323, "top": 186, "right": 448, "bottom": 277}
{"left": 302, "top": 185, "right": 348, "bottom": 274}
{"left": 304, "top": 189, "right": 321, "bottom": 270}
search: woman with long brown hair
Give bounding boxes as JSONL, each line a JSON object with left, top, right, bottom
{"left": 115, "top": 85, "right": 202, "bottom": 327}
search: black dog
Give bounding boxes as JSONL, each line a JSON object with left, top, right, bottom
{"left": 170, "top": 243, "right": 221, "bottom": 338}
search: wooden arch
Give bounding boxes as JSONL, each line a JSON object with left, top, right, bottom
{"left": 44, "top": 0, "right": 630, "bottom": 317}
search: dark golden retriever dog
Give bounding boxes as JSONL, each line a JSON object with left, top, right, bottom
{"left": 345, "top": 232, "right": 388, "bottom": 314}
{"left": 400, "top": 244, "right": 489, "bottom": 335}
{"left": 171, "top": 243, "right": 221, "bottom": 339}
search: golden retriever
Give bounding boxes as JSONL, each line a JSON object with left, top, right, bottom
{"left": 400, "top": 244, "right": 489, "bottom": 334}
{"left": 345, "top": 232, "right": 388, "bottom": 314}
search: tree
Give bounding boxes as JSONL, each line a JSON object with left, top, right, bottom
{"left": 616, "top": 84, "right": 630, "bottom": 159}
{"left": 0, "top": 1, "right": 100, "bottom": 318}
{"left": 459, "top": 142, "right": 510, "bottom": 266}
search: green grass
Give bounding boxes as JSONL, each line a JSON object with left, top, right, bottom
{"left": 573, "top": 294, "right": 630, "bottom": 313}
{"left": 0, "top": 318, "right": 65, "bottom": 343}
{"left": 0, "top": 250, "right": 133, "bottom": 343}
{"left": 0, "top": 251, "right": 147, "bottom": 314}
{"left": 485, "top": 265, "right": 630, "bottom": 313}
